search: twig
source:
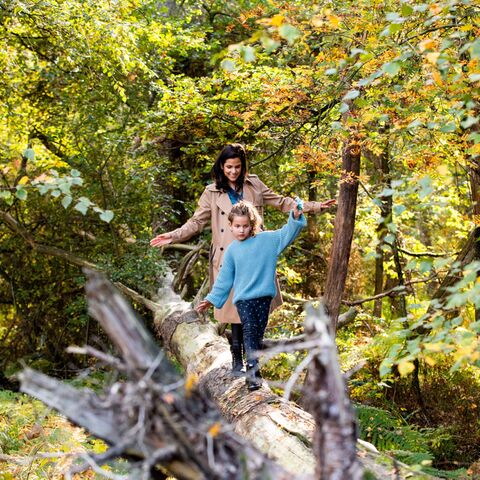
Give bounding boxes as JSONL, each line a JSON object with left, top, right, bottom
{"left": 283, "top": 349, "right": 318, "bottom": 401}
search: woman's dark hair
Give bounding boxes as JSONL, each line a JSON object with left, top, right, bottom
{"left": 212, "top": 143, "right": 248, "bottom": 192}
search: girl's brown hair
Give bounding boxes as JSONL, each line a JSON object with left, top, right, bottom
{"left": 228, "top": 201, "right": 262, "bottom": 236}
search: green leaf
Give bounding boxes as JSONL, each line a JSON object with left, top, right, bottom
{"left": 385, "top": 12, "right": 403, "bottom": 22}
{"left": 221, "top": 59, "right": 236, "bottom": 72}
{"left": 261, "top": 36, "right": 280, "bottom": 54}
{"left": 419, "top": 260, "right": 433, "bottom": 273}
{"left": 278, "top": 24, "right": 302, "bottom": 45}
{"left": 461, "top": 116, "right": 478, "bottom": 129}
{"left": 71, "top": 177, "right": 83, "bottom": 186}
{"left": 401, "top": 3, "right": 413, "bottom": 16}
{"left": 407, "top": 119, "right": 423, "bottom": 129}
{"left": 343, "top": 89, "right": 360, "bottom": 101}
{"left": 417, "top": 176, "right": 433, "bottom": 199}
{"left": 379, "top": 359, "right": 393, "bottom": 378}
{"left": 467, "top": 132, "right": 480, "bottom": 143}
{"left": 74, "top": 197, "right": 92, "bottom": 215}
{"left": 384, "top": 233, "right": 396, "bottom": 245}
{"left": 470, "top": 39, "right": 480, "bottom": 59}
{"left": 74, "top": 202, "right": 88, "bottom": 215}
{"left": 100, "top": 210, "right": 114, "bottom": 223}
{"left": 440, "top": 122, "right": 456, "bottom": 133}
{"left": 38, "top": 184, "right": 50, "bottom": 195}
{"left": 379, "top": 187, "right": 394, "bottom": 197}
{"left": 0, "top": 190, "right": 13, "bottom": 205}
{"left": 393, "top": 204, "right": 406, "bottom": 215}
{"left": 62, "top": 195, "right": 73, "bottom": 209}
{"left": 240, "top": 45, "right": 255, "bottom": 62}
{"left": 389, "top": 23, "right": 403, "bottom": 34}
{"left": 15, "top": 186, "right": 27, "bottom": 200}
{"left": 23, "top": 148, "right": 35, "bottom": 161}
{"left": 382, "top": 61, "right": 401, "bottom": 76}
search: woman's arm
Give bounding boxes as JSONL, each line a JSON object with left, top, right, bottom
{"left": 257, "top": 177, "right": 336, "bottom": 214}
{"left": 150, "top": 188, "right": 212, "bottom": 247}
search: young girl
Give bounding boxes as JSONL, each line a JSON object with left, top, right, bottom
{"left": 196, "top": 200, "right": 306, "bottom": 391}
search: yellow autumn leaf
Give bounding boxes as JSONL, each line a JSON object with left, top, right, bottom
{"left": 18, "top": 176, "right": 29, "bottom": 185}
{"left": 425, "top": 342, "right": 443, "bottom": 352}
{"left": 270, "top": 14, "right": 284, "bottom": 27}
{"left": 429, "top": 3, "right": 442, "bottom": 15}
{"left": 469, "top": 143, "right": 480, "bottom": 155}
{"left": 426, "top": 52, "right": 440, "bottom": 64}
{"left": 208, "top": 422, "right": 221, "bottom": 437}
{"left": 418, "top": 38, "right": 436, "bottom": 52}
{"left": 311, "top": 15, "right": 324, "bottom": 27}
{"left": 461, "top": 24, "right": 473, "bottom": 32}
{"left": 397, "top": 360, "right": 415, "bottom": 377}
{"left": 423, "top": 355, "right": 436, "bottom": 367}
{"left": 432, "top": 70, "right": 443, "bottom": 86}
{"left": 327, "top": 14, "right": 341, "bottom": 28}
{"left": 185, "top": 373, "right": 198, "bottom": 396}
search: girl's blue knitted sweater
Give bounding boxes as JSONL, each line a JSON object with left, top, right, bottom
{"left": 205, "top": 211, "right": 306, "bottom": 308}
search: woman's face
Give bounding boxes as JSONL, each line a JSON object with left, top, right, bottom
{"left": 222, "top": 157, "right": 243, "bottom": 186}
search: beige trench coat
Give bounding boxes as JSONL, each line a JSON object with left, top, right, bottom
{"left": 169, "top": 174, "right": 326, "bottom": 323}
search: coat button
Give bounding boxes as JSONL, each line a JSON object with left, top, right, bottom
{"left": 220, "top": 247, "right": 224, "bottom": 251}
{"left": 221, "top": 211, "right": 224, "bottom": 215}
{"left": 221, "top": 229, "right": 224, "bottom": 232}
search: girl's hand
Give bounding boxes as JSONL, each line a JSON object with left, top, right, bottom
{"left": 292, "top": 205, "right": 302, "bottom": 219}
{"left": 150, "top": 232, "right": 173, "bottom": 247}
{"left": 320, "top": 199, "right": 337, "bottom": 209}
{"left": 195, "top": 300, "right": 213, "bottom": 313}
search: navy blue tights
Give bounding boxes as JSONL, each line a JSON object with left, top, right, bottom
{"left": 236, "top": 296, "right": 272, "bottom": 370}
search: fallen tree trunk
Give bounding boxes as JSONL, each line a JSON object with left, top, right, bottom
{"left": 145, "top": 279, "right": 318, "bottom": 476}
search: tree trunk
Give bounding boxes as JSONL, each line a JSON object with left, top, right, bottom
{"left": 427, "top": 227, "right": 480, "bottom": 315}
{"left": 372, "top": 139, "right": 391, "bottom": 318}
{"left": 323, "top": 140, "right": 361, "bottom": 329}
{"left": 469, "top": 132, "right": 480, "bottom": 321}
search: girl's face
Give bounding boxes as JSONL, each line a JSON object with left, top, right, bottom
{"left": 229, "top": 215, "right": 252, "bottom": 241}
{"left": 222, "top": 157, "right": 242, "bottom": 187}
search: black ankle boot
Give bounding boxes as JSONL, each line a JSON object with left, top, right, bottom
{"left": 231, "top": 343, "right": 245, "bottom": 377}
{"left": 246, "top": 363, "right": 262, "bottom": 391}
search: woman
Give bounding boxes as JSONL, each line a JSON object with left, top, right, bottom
{"left": 150, "top": 143, "right": 335, "bottom": 373}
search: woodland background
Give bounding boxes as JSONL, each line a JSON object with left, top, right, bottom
{"left": 0, "top": 0, "right": 479, "bottom": 478}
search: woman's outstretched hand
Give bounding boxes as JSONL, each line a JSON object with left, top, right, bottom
{"left": 150, "top": 233, "right": 173, "bottom": 247}
{"left": 321, "top": 199, "right": 337, "bottom": 209}
{"left": 195, "top": 300, "right": 213, "bottom": 313}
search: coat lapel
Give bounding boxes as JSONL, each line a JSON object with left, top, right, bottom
{"left": 215, "top": 191, "right": 232, "bottom": 214}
